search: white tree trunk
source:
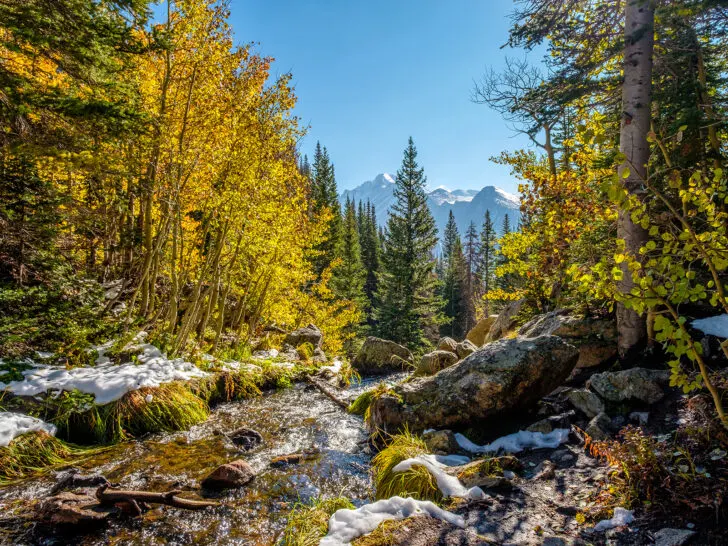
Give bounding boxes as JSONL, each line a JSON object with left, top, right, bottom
{"left": 617, "top": 0, "right": 654, "bottom": 359}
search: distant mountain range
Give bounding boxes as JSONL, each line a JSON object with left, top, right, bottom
{"left": 339, "top": 173, "right": 521, "bottom": 238}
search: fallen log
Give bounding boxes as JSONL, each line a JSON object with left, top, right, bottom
{"left": 95, "top": 484, "right": 218, "bottom": 516}
{"left": 305, "top": 375, "right": 349, "bottom": 409}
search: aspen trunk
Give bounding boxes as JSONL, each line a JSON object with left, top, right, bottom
{"left": 617, "top": 0, "right": 653, "bottom": 360}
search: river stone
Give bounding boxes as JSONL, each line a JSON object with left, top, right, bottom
{"left": 436, "top": 337, "right": 458, "bottom": 354}
{"left": 51, "top": 468, "right": 109, "bottom": 495}
{"left": 352, "top": 337, "right": 413, "bottom": 375}
{"left": 519, "top": 310, "right": 617, "bottom": 368}
{"left": 37, "top": 492, "right": 110, "bottom": 526}
{"left": 588, "top": 368, "right": 670, "bottom": 405}
{"left": 485, "top": 300, "right": 525, "bottom": 343}
{"left": 466, "top": 315, "right": 498, "bottom": 346}
{"left": 201, "top": 460, "right": 255, "bottom": 489}
{"left": 653, "top": 528, "right": 696, "bottom": 546}
{"left": 455, "top": 339, "right": 478, "bottom": 359}
{"left": 567, "top": 389, "right": 605, "bottom": 419}
{"left": 422, "top": 429, "right": 459, "bottom": 454}
{"left": 283, "top": 324, "right": 323, "bottom": 349}
{"left": 368, "top": 336, "right": 579, "bottom": 433}
{"left": 229, "top": 427, "right": 263, "bottom": 452}
{"left": 414, "top": 350, "right": 459, "bottom": 376}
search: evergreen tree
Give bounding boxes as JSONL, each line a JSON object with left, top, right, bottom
{"left": 440, "top": 218, "right": 473, "bottom": 339}
{"left": 333, "top": 198, "right": 366, "bottom": 310}
{"left": 478, "top": 210, "right": 497, "bottom": 315}
{"left": 497, "top": 213, "right": 513, "bottom": 291}
{"left": 464, "top": 220, "right": 479, "bottom": 327}
{"left": 376, "top": 137, "right": 441, "bottom": 348}
{"left": 310, "top": 142, "right": 343, "bottom": 277}
{"left": 358, "top": 201, "right": 380, "bottom": 327}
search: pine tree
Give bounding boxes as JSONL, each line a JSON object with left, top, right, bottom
{"left": 464, "top": 220, "right": 479, "bottom": 328}
{"left": 478, "top": 210, "right": 497, "bottom": 315}
{"left": 440, "top": 218, "right": 473, "bottom": 339}
{"left": 311, "top": 142, "right": 343, "bottom": 277}
{"left": 376, "top": 137, "right": 441, "bottom": 348}
{"left": 496, "top": 213, "right": 513, "bottom": 291}
{"left": 333, "top": 198, "right": 366, "bottom": 309}
{"left": 358, "top": 201, "right": 380, "bottom": 327}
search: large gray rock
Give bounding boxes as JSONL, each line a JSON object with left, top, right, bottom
{"left": 588, "top": 368, "right": 670, "bottom": 405}
{"left": 567, "top": 389, "right": 605, "bottom": 419}
{"left": 653, "top": 528, "right": 696, "bottom": 546}
{"left": 352, "top": 337, "right": 414, "bottom": 375}
{"left": 519, "top": 310, "right": 617, "bottom": 368}
{"left": 414, "top": 350, "right": 459, "bottom": 376}
{"left": 369, "top": 336, "right": 579, "bottom": 433}
{"left": 485, "top": 300, "right": 525, "bottom": 343}
{"left": 283, "top": 324, "right": 323, "bottom": 349}
{"left": 466, "top": 315, "right": 498, "bottom": 346}
{"left": 201, "top": 460, "right": 255, "bottom": 489}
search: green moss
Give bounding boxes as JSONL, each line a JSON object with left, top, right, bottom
{"left": 0, "top": 431, "right": 74, "bottom": 484}
{"left": 296, "top": 342, "right": 315, "bottom": 361}
{"left": 372, "top": 430, "right": 441, "bottom": 502}
{"left": 347, "top": 389, "right": 376, "bottom": 416}
{"left": 281, "top": 496, "right": 355, "bottom": 546}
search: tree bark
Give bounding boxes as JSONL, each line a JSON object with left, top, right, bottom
{"left": 617, "top": 0, "right": 653, "bottom": 360}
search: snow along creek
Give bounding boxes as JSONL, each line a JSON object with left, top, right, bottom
{"left": 0, "top": 375, "right": 408, "bottom": 545}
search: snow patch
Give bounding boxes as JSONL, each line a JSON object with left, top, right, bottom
{"left": 0, "top": 343, "right": 209, "bottom": 405}
{"left": 382, "top": 173, "right": 395, "bottom": 184}
{"left": 320, "top": 496, "right": 465, "bottom": 546}
{"left": 692, "top": 314, "right": 728, "bottom": 338}
{"left": 593, "top": 507, "right": 634, "bottom": 532}
{"left": 0, "top": 412, "right": 57, "bottom": 447}
{"left": 495, "top": 187, "right": 520, "bottom": 205}
{"left": 455, "top": 429, "right": 570, "bottom": 454}
{"left": 392, "top": 454, "right": 484, "bottom": 500}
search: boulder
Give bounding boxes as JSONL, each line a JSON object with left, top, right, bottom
{"left": 653, "top": 528, "right": 696, "bottom": 546}
{"left": 519, "top": 310, "right": 617, "bottom": 368}
{"left": 526, "top": 411, "right": 575, "bottom": 434}
{"left": 585, "top": 412, "right": 612, "bottom": 441}
{"left": 485, "top": 300, "right": 525, "bottom": 343}
{"left": 368, "top": 336, "right": 579, "bottom": 433}
{"left": 37, "top": 492, "right": 110, "bottom": 526}
{"left": 566, "top": 389, "right": 605, "bottom": 419}
{"left": 436, "top": 337, "right": 458, "bottom": 354}
{"left": 312, "top": 347, "right": 328, "bottom": 363}
{"left": 352, "top": 337, "right": 414, "bottom": 375}
{"left": 229, "top": 427, "right": 263, "bottom": 452}
{"left": 588, "top": 368, "right": 670, "bottom": 405}
{"left": 422, "top": 429, "right": 460, "bottom": 454}
{"left": 466, "top": 315, "right": 498, "bottom": 346}
{"left": 283, "top": 324, "right": 323, "bottom": 349}
{"left": 455, "top": 339, "right": 478, "bottom": 359}
{"left": 414, "top": 350, "right": 459, "bottom": 376}
{"left": 201, "top": 460, "right": 255, "bottom": 489}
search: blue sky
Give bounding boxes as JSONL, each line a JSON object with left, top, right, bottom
{"left": 189, "top": 1, "right": 543, "bottom": 193}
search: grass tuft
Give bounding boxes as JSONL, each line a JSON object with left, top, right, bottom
{"left": 0, "top": 431, "right": 73, "bottom": 483}
{"left": 372, "top": 430, "right": 441, "bottom": 502}
{"left": 280, "top": 496, "right": 355, "bottom": 546}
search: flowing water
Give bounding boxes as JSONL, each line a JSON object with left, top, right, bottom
{"left": 0, "top": 375, "right": 405, "bottom": 545}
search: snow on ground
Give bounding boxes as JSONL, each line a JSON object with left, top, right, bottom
{"left": 320, "top": 496, "right": 465, "bottom": 546}
{"left": 0, "top": 412, "right": 57, "bottom": 447}
{"left": 455, "top": 429, "right": 570, "bottom": 454}
{"left": 592, "top": 507, "right": 634, "bottom": 532}
{"left": 0, "top": 343, "right": 209, "bottom": 405}
{"left": 392, "top": 454, "right": 485, "bottom": 500}
{"left": 692, "top": 314, "right": 728, "bottom": 338}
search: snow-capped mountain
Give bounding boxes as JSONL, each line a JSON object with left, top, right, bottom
{"left": 340, "top": 173, "right": 520, "bottom": 237}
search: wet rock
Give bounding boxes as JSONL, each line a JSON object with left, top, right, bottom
{"left": 270, "top": 448, "right": 320, "bottom": 467}
{"left": 369, "top": 336, "right": 579, "bottom": 433}
{"left": 201, "top": 460, "right": 255, "bottom": 489}
{"left": 567, "top": 389, "right": 605, "bottom": 419}
{"left": 414, "top": 350, "right": 459, "bottom": 376}
{"left": 229, "top": 427, "right": 264, "bottom": 452}
{"left": 653, "top": 528, "right": 696, "bottom": 546}
{"left": 37, "top": 492, "right": 110, "bottom": 526}
{"left": 585, "top": 412, "right": 612, "bottom": 441}
{"left": 466, "top": 315, "right": 498, "bottom": 346}
{"left": 352, "top": 337, "right": 413, "bottom": 375}
{"left": 519, "top": 310, "right": 617, "bottom": 368}
{"left": 51, "top": 468, "right": 109, "bottom": 495}
{"left": 455, "top": 339, "right": 478, "bottom": 359}
{"left": 589, "top": 368, "right": 670, "bottom": 405}
{"left": 485, "top": 300, "right": 525, "bottom": 343}
{"left": 422, "top": 429, "right": 459, "bottom": 454}
{"left": 436, "top": 337, "right": 458, "bottom": 354}
{"left": 283, "top": 324, "right": 323, "bottom": 349}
